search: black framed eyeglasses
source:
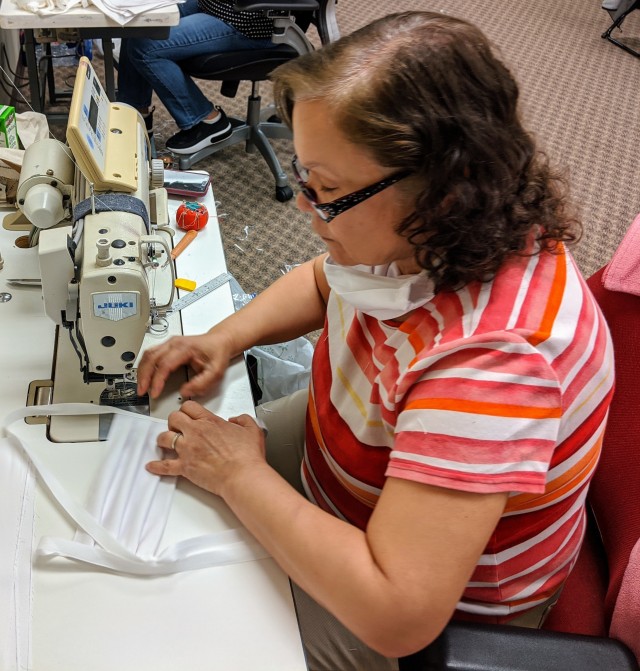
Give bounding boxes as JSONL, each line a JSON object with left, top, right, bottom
{"left": 291, "top": 155, "right": 412, "bottom": 223}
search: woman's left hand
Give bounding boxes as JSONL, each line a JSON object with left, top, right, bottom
{"left": 147, "top": 400, "right": 266, "bottom": 496}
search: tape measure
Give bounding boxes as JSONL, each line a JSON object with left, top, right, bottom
{"left": 170, "top": 272, "right": 233, "bottom": 313}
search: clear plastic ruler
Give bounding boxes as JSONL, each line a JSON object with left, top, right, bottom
{"left": 170, "top": 272, "right": 233, "bottom": 312}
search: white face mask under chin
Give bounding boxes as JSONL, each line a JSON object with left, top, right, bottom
{"left": 323, "top": 256, "right": 435, "bottom": 320}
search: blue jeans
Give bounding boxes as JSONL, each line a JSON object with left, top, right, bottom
{"left": 116, "top": 0, "right": 275, "bottom": 130}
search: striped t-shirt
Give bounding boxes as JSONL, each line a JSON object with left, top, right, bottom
{"left": 302, "top": 246, "right": 614, "bottom": 620}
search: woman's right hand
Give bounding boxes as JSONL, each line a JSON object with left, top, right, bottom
{"left": 136, "top": 331, "right": 235, "bottom": 400}
{"left": 136, "top": 256, "right": 328, "bottom": 400}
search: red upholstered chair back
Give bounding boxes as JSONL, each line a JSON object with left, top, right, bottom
{"left": 544, "top": 266, "right": 640, "bottom": 636}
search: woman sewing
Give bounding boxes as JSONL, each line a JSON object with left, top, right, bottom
{"left": 136, "top": 12, "right": 614, "bottom": 671}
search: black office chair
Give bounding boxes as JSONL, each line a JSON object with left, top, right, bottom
{"left": 602, "top": 0, "right": 640, "bottom": 59}
{"left": 175, "top": 0, "right": 339, "bottom": 202}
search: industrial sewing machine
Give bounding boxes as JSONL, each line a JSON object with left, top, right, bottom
{"left": 16, "top": 57, "right": 184, "bottom": 441}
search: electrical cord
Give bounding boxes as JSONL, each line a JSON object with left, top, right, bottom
{"left": 1, "top": 43, "right": 27, "bottom": 81}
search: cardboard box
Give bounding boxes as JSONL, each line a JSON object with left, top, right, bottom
{"left": 0, "top": 106, "right": 19, "bottom": 150}
{"left": 0, "top": 163, "right": 20, "bottom": 204}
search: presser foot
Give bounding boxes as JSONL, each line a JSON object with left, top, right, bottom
{"left": 98, "top": 381, "right": 150, "bottom": 439}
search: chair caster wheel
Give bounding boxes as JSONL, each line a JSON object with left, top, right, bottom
{"left": 275, "top": 185, "right": 294, "bottom": 202}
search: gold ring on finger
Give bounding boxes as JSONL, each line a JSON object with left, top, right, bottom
{"left": 170, "top": 431, "right": 182, "bottom": 451}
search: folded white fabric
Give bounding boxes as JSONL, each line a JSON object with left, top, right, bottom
{"left": 93, "top": 0, "right": 184, "bottom": 25}
{"left": 16, "top": 0, "right": 86, "bottom": 14}
{"left": 0, "top": 403, "right": 269, "bottom": 670}
{"left": 15, "top": 0, "right": 183, "bottom": 26}
{"left": 3, "top": 403, "right": 269, "bottom": 576}
{"left": 68, "top": 410, "right": 178, "bottom": 559}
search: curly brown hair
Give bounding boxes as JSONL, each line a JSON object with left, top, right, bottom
{"left": 272, "top": 11, "right": 580, "bottom": 291}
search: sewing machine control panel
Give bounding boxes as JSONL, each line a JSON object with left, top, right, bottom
{"left": 67, "top": 56, "right": 139, "bottom": 193}
{"left": 75, "top": 57, "right": 108, "bottom": 175}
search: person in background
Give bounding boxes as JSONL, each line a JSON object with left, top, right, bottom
{"left": 116, "top": 0, "right": 280, "bottom": 154}
{"left": 136, "top": 12, "right": 615, "bottom": 671}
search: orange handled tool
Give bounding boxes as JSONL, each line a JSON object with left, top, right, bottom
{"left": 171, "top": 229, "right": 198, "bottom": 260}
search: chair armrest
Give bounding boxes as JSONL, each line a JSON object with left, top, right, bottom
{"left": 230, "top": 0, "right": 321, "bottom": 54}
{"left": 398, "top": 622, "right": 640, "bottom": 671}
{"left": 233, "top": 0, "right": 339, "bottom": 45}
{"left": 233, "top": 0, "right": 319, "bottom": 12}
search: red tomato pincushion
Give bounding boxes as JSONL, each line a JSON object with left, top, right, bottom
{"left": 176, "top": 201, "right": 209, "bottom": 231}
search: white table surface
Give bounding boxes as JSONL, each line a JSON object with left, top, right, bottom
{"left": 0, "top": 188, "right": 307, "bottom": 671}
{"left": 0, "top": 0, "right": 180, "bottom": 30}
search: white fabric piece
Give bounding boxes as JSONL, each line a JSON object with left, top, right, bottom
{"left": 16, "top": 0, "right": 85, "bottom": 14}
{"left": 92, "top": 0, "right": 184, "bottom": 25}
{"left": 15, "top": 0, "right": 183, "bottom": 26}
{"left": 71, "top": 412, "right": 175, "bottom": 557}
{"left": 2, "top": 403, "right": 270, "bottom": 576}
{"left": 0, "top": 435, "right": 35, "bottom": 671}
{"left": 323, "top": 256, "right": 435, "bottom": 320}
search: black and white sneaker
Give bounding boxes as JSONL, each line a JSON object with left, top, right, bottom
{"left": 166, "top": 108, "right": 232, "bottom": 154}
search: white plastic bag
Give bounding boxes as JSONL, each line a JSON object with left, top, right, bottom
{"left": 248, "top": 339, "right": 314, "bottom": 404}
{"left": 231, "top": 276, "right": 313, "bottom": 404}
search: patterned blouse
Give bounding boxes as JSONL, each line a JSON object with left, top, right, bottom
{"left": 197, "top": 0, "right": 275, "bottom": 39}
